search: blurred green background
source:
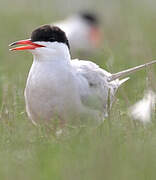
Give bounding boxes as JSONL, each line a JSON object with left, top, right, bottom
{"left": 0, "top": 0, "right": 156, "bottom": 179}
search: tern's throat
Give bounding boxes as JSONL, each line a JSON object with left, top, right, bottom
{"left": 31, "top": 42, "right": 71, "bottom": 65}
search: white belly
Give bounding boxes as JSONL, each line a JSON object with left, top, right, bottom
{"left": 25, "top": 61, "right": 82, "bottom": 124}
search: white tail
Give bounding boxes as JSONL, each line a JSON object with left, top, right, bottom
{"left": 119, "top": 77, "right": 130, "bottom": 86}
{"left": 108, "top": 60, "right": 156, "bottom": 82}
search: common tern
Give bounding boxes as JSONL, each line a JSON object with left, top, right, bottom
{"left": 9, "top": 25, "right": 156, "bottom": 126}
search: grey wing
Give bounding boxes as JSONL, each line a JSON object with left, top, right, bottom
{"left": 71, "top": 59, "right": 119, "bottom": 116}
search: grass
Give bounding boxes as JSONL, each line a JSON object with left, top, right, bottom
{"left": 0, "top": 0, "right": 156, "bottom": 179}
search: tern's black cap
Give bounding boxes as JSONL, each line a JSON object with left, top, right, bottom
{"left": 31, "top": 25, "right": 70, "bottom": 49}
{"left": 80, "top": 12, "right": 99, "bottom": 26}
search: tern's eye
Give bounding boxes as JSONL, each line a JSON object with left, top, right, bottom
{"left": 49, "top": 37, "right": 56, "bottom": 41}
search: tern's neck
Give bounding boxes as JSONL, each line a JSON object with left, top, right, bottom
{"left": 32, "top": 43, "right": 71, "bottom": 66}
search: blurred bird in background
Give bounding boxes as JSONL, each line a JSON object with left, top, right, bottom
{"left": 53, "top": 11, "right": 102, "bottom": 57}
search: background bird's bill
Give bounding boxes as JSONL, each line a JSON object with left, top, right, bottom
{"left": 89, "top": 27, "right": 101, "bottom": 47}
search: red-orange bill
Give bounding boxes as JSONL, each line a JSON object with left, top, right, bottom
{"left": 9, "top": 39, "right": 45, "bottom": 51}
{"left": 90, "top": 27, "right": 101, "bottom": 47}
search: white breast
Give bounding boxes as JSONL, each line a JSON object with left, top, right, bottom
{"left": 25, "top": 60, "right": 82, "bottom": 124}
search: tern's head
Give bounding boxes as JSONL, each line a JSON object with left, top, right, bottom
{"left": 78, "top": 12, "right": 101, "bottom": 48}
{"left": 9, "top": 25, "right": 70, "bottom": 58}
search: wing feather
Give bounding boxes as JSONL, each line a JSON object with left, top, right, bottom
{"left": 71, "top": 59, "right": 120, "bottom": 116}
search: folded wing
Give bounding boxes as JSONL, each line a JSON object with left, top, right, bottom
{"left": 71, "top": 59, "right": 123, "bottom": 117}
